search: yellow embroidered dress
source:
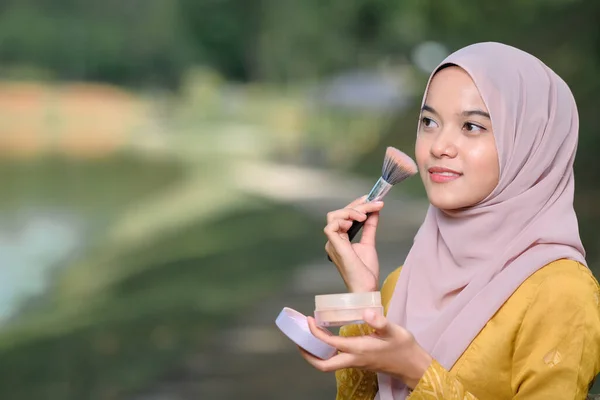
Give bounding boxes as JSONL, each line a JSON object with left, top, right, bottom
{"left": 335, "top": 259, "right": 600, "bottom": 399}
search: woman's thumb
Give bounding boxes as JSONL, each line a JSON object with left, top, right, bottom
{"left": 360, "top": 211, "right": 380, "bottom": 246}
{"left": 364, "top": 309, "right": 391, "bottom": 337}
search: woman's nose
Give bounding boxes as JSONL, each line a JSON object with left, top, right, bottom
{"left": 430, "top": 129, "right": 458, "bottom": 159}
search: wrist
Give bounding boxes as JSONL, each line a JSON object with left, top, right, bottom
{"left": 348, "top": 285, "right": 379, "bottom": 293}
{"left": 347, "top": 280, "right": 379, "bottom": 293}
{"left": 402, "top": 343, "right": 433, "bottom": 389}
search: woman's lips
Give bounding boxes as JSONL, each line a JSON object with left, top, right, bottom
{"left": 428, "top": 166, "right": 462, "bottom": 183}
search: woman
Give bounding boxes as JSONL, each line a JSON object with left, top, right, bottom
{"left": 299, "top": 42, "right": 600, "bottom": 399}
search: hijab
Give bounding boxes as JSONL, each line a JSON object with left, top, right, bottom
{"left": 377, "top": 42, "right": 586, "bottom": 399}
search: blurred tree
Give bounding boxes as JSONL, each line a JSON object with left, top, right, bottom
{"left": 0, "top": 0, "right": 194, "bottom": 88}
{"left": 178, "top": 0, "right": 261, "bottom": 81}
{"left": 253, "top": 0, "right": 417, "bottom": 81}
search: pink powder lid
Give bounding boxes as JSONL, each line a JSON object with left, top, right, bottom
{"left": 275, "top": 307, "right": 337, "bottom": 360}
{"left": 315, "top": 291, "right": 381, "bottom": 310}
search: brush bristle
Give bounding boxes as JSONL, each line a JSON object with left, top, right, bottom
{"left": 382, "top": 147, "right": 418, "bottom": 185}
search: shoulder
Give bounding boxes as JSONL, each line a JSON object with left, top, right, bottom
{"left": 514, "top": 259, "right": 600, "bottom": 344}
{"left": 380, "top": 260, "right": 600, "bottom": 315}
{"left": 522, "top": 259, "right": 599, "bottom": 308}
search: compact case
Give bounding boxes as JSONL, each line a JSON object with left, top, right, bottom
{"left": 275, "top": 292, "right": 383, "bottom": 359}
{"left": 314, "top": 291, "right": 383, "bottom": 327}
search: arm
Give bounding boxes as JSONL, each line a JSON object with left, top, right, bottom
{"left": 407, "top": 359, "right": 478, "bottom": 399}
{"left": 408, "top": 267, "right": 600, "bottom": 400}
{"left": 335, "top": 268, "right": 402, "bottom": 400}
{"left": 335, "top": 323, "right": 378, "bottom": 400}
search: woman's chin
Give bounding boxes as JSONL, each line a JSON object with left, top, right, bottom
{"left": 427, "top": 193, "right": 473, "bottom": 212}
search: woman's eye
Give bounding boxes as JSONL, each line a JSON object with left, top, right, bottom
{"left": 421, "top": 117, "right": 438, "bottom": 128}
{"left": 464, "top": 122, "right": 485, "bottom": 132}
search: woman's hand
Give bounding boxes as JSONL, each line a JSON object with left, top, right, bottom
{"left": 299, "top": 310, "right": 433, "bottom": 390}
{"left": 324, "top": 196, "right": 385, "bottom": 293}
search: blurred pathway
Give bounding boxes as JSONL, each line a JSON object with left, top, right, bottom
{"left": 130, "top": 161, "right": 428, "bottom": 400}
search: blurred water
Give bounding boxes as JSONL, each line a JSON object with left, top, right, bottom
{"left": 0, "top": 209, "right": 83, "bottom": 323}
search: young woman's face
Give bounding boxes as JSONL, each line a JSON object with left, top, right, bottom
{"left": 415, "top": 66, "right": 500, "bottom": 211}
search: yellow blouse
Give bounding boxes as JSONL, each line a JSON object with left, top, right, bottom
{"left": 335, "top": 259, "right": 600, "bottom": 399}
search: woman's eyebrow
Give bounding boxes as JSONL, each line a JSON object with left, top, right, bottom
{"left": 421, "top": 104, "right": 438, "bottom": 116}
{"left": 422, "top": 105, "right": 491, "bottom": 120}
{"left": 461, "top": 109, "right": 491, "bottom": 119}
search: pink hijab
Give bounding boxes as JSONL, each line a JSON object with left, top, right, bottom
{"left": 376, "top": 42, "right": 587, "bottom": 399}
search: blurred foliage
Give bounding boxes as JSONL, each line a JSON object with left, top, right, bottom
{"left": 0, "top": 67, "right": 329, "bottom": 397}
{"left": 0, "top": 152, "right": 185, "bottom": 219}
{"left": 0, "top": 0, "right": 194, "bottom": 88}
{"left": 0, "top": 0, "right": 597, "bottom": 89}
{"left": 3, "top": 0, "right": 598, "bottom": 194}
{"left": 0, "top": 199, "right": 323, "bottom": 399}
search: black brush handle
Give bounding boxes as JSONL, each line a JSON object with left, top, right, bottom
{"left": 347, "top": 217, "right": 368, "bottom": 241}
{"left": 326, "top": 212, "right": 371, "bottom": 262}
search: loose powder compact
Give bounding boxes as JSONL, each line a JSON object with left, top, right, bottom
{"left": 275, "top": 292, "right": 383, "bottom": 359}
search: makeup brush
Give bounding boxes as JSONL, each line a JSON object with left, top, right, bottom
{"left": 327, "top": 147, "right": 418, "bottom": 261}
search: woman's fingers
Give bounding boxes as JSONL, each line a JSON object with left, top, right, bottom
{"left": 353, "top": 201, "right": 384, "bottom": 215}
{"left": 326, "top": 201, "right": 384, "bottom": 225}
{"left": 327, "top": 208, "right": 366, "bottom": 224}
{"left": 360, "top": 211, "right": 380, "bottom": 246}
{"left": 324, "top": 220, "right": 353, "bottom": 255}
{"left": 298, "top": 347, "right": 357, "bottom": 372}
{"left": 307, "top": 317, "right": 354, "bottom": 353}
{"left": 339, "top": 219, "right": 353, "bottom": 232}
{"left": 324, "top": 201, "right": 384, "bottom": 259}
{"left": 324, "top": 220, "right": 343, "bottom": 237}
{"left": 346, "top": 195, "right": 368, "bottom": 209}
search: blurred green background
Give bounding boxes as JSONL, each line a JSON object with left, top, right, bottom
{"left": 0, "top": 1, "right": 598, "bottom": 399}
